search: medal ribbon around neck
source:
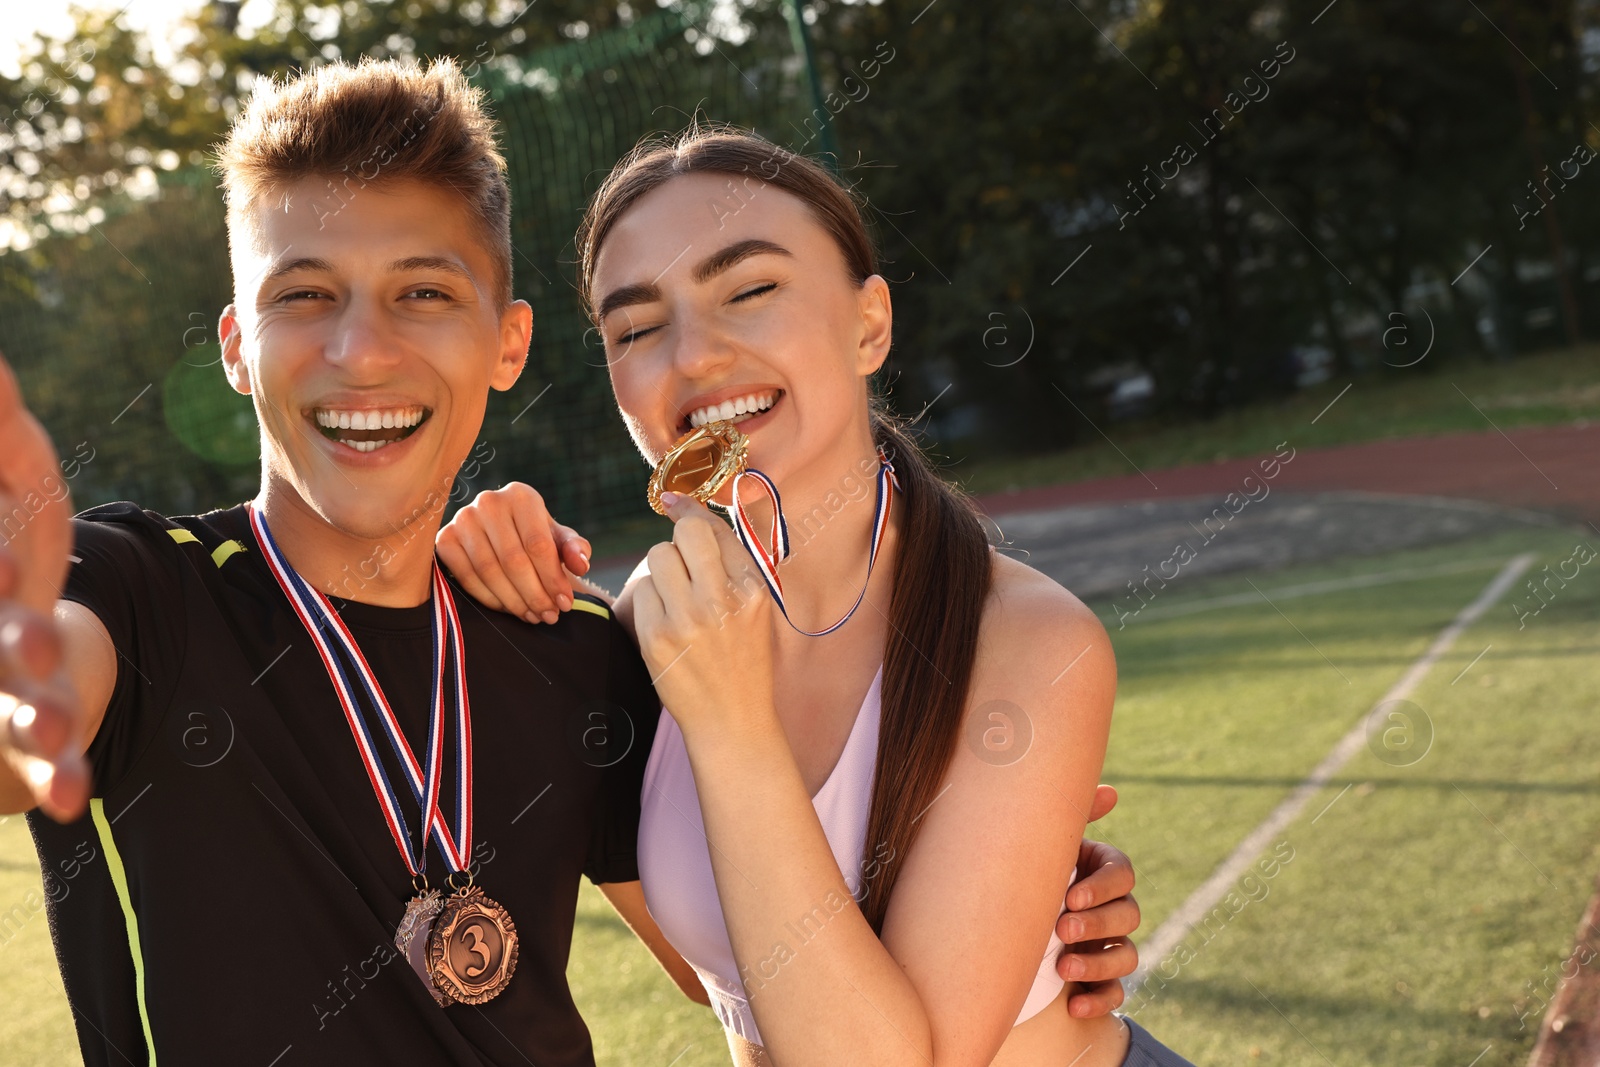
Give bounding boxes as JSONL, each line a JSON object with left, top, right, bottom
{"left": 727, "top": 451, "right": 898, "bottom": 637}
{"left": 247, "top": 505, "right": 473, "bottom": 878}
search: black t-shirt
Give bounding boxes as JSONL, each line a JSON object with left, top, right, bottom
{"left": 27, "top": 502, "right": 659, "bottom": 1067}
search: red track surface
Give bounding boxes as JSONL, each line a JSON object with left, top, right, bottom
{"left": 977, "top": 423, "right": 1600, "bottom": 528}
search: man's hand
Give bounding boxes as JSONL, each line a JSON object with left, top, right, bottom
{"left": 0, "top": 350, "right": 88, "bottom": 820}
{"left": 436, "top": 482, "right": 595, "bottom": 622}
{"left": 1056, "top": 784, "right": 1141, "bottom": 1017}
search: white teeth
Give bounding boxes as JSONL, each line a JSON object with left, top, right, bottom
{"left": 313, "top": 407, "right": 426, "bottom": 431}
{"left": 337, "top": 438, "right": 398, "bottom": 453}
{"left": 686, "top": 391, "right": 777, "bottom": 429}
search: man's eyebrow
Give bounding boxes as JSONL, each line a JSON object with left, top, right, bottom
{"left": 388, "top": 255, "right": 475, "bottom": 280}
{"left": 261, "top": 256, "right": 334, "bottom": 285}
{"left": 691, "top": 239, "right": 793, "bottom": 283}
{"left": 596, "top": 282, "right": 662, "bottom": 322}
{"left": 260, "top": 255, "right": 475, "bottom": 287}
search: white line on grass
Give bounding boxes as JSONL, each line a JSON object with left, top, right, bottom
{"left": 1116, "top": 557, "right": 1509, "bottom": 623}
{"left": 1127, "top": 551, "right": 1536, "bottom": 994}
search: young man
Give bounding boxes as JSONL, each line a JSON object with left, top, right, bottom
{"left": 0, "top": 59, "right": 1138, "bottom": 1066}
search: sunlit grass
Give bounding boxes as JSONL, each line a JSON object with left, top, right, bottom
{"left": 1102, "top": 526, "right": 1600, "bottom": 1065}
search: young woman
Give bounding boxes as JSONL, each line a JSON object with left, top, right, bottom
{"left": 438, "top": 129, "right": 1192, "bottom": 1066}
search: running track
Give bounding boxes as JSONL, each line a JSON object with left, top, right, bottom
{"left": 976, "top": 422, "right": 1600, "bottom": 529}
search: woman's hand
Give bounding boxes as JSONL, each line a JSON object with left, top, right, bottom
{"left": 632, "top": 492, "right": 774, "bottom": 739}
{"left": 436, "top": 482, "right": 593, "bottom": 623}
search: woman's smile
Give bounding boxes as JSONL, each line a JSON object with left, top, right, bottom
{"left": 682, "top": 387, "right": 784, "bottom": 431}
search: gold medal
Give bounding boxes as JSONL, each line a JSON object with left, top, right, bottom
{"left": 426, "top": 885, "right": 520, "bottom": 1005}
{"left": 647, "top": 421, "right": 749, "bottom": 515}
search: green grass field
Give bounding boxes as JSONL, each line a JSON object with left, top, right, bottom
{"left": 1095, "top": 525, "right": 1600, "bottom": 1065}
{"left": 3, "top": 524, "right": 1597, "bottom": 1065}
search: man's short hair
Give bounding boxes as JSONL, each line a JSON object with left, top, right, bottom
{"left": 216, "top": 57, "right": 513, "bottom": 307}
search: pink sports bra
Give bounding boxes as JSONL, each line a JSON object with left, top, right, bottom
{"left": 636, "top": 666, "right": 1067, "bottom": 1046}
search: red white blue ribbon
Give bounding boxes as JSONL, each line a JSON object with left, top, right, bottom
{"left": 728, "top": 451, "right": 898, "bottom": 637}
{"left": 248, "top": 505, "right": 473, "bottom": 877}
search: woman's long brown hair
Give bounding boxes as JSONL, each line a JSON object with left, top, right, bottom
{"left": 578, "top": 126, "right": 994, "bottom": 934}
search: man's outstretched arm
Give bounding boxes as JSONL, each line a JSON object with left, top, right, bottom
{"left": 0, "top": 351, "right": 114, "bottom": 819}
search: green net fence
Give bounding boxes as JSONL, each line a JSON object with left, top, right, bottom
{"left": 0, "top": 3, "right": 827, "bottom": 547}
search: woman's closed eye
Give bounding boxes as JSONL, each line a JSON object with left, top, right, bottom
{"left": 616, "top": 322, "right": 663, "bottom": 345}
{"left": 609, "top": 284, "right": 776, "bottom": 343}
{"left": 731, "top": 282, "right": 777, "bottom": 303}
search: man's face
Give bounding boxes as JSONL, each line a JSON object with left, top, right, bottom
{"left": 220, "top": 178, "right": 529, "bottom": 541}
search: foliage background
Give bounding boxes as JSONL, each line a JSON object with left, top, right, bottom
{"left": 2, "top": 0, "right": 1598, "bottom": 530}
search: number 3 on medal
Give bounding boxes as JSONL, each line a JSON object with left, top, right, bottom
{"left": 461, "top": 922, "right": 491, "bottom": 978}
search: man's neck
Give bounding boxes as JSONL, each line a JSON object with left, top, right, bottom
{"left": 254, "top": 483, "right": 441, "bottom": 607}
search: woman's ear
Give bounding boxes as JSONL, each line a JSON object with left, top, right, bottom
{"left": 218, "top": 306, "right": 250, "bottom": 395}
{"left": 855, "top": 275, "right": 893, "bottom": 376}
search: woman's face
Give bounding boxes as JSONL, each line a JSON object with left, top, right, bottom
{"left": 590, "top": 171, "right": 892, "bottom": 500}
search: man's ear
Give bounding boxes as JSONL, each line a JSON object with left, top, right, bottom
{"left": 855, "top": 275, "right": 892, "bottom": 376}
{"left": 492, "top": 299, "right": 533, "bottom": 392}
{"left": 218, "top": 305, "right": 250, "bottom": 395}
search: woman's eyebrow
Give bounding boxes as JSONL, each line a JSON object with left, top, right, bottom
{"left": 596, "top": 239, "right": 792, "bottom": 322}
{"left": 692, "top": 238, "right": 793, "bottom": 283}
{"left": 597, "top": 282, "right": 661, "bottom": 322}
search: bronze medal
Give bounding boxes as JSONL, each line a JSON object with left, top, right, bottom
{"left": 647, "top": 420, "right": 750, "bottom": 515}
{"left": 426, "top": 885, "right": 520, "bottom": 1005}
{"left": 396, "top": 889, "right": 452, "bottom": 1006}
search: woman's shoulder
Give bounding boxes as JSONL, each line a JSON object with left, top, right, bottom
{"left": 974, "top": 551, "right": 1116, "bottom": 712}
{"left": 983, "top": 551, "right": 1110, "bottom": 651}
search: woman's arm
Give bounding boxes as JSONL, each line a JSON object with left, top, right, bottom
{"left": 599, "top": 880, "right": 710, "bottom": 1005}
{"left": 436, "top": 483, "right": 599, "bottom": 620}
{"left": 637, "top": 499, "right": 1119, "bottom": 1067}
{"left": 440, "top": 488, "right": 1145, "bottom": 1016}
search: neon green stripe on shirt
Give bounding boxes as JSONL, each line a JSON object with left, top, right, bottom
{"left": 90, "top": 798, "right": 157, "bottom": 1064}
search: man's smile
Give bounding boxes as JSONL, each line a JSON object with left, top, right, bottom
{"left": 310, "top": 405, "right": 432, "bottom": 453}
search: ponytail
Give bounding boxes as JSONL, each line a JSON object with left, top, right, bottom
{"left": 858, "top": 406, "right": 993, "bottom": 934}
